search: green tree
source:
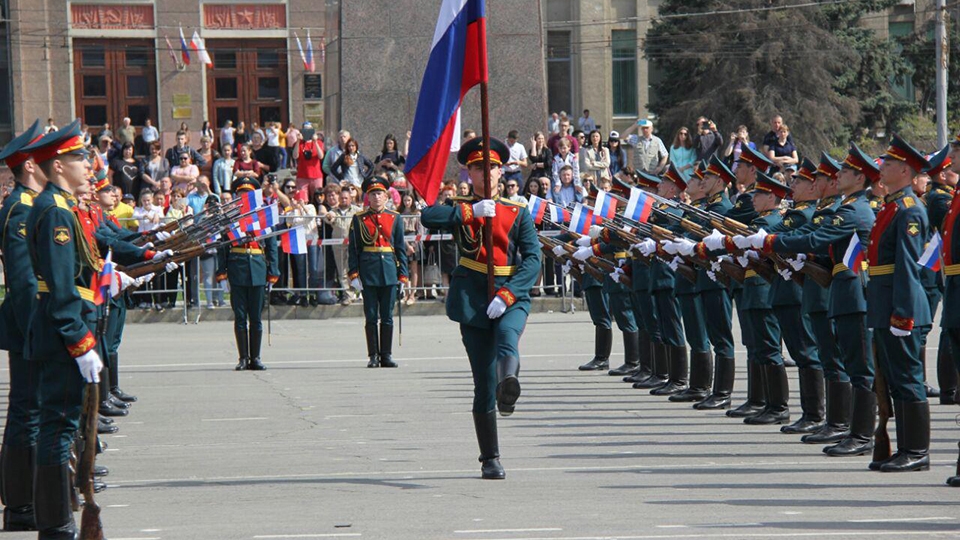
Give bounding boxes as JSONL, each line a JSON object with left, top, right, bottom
{"left": 644, "top": 0, "right": 909, "bottom": 157}
{"left": 899, "top": 21, "right": 960, "bottom": 126}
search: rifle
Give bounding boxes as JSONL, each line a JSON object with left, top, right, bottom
{"left": 626, "top": 215, "right": 733, "bottom": 287}
{"left": 77, "top": 384, "right": 104, "bottom": 539}
{"left": 267, "top": 283, "right": 272, "bottom": 346}
{"left": 539, "top": 234, "right": 610, "bottom": 284}
{"left": 539, "top": 238, "right": 584, "bottom": 281}
{"left": 872, "top": 342, "right": 893, "bottom": 466}
{"left": 136, "top": 197, "right": 243, "bottom": 246}
{"left": 542, "top": 222, "right": 633, "bottom": 287}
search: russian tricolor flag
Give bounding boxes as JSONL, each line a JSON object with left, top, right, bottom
{"left": 305, "top": 32, "right": 316, "bottom": 72}
{"left": 527, "top": 194, "right": 548, "bottom": 225}
{"left": 843, "top": 234, "right": 867, "bottom": 274}
{"left": 281, "top": 227, "right": 308, "bottom": 255}
{"left": 569, "top": 203, "right": 593, "bottom": 235}
{"left": 593, "top": 190, "right": 618, "bottom": 223}
{"left": 226, "top": 226, "right": 245, "bottom": 242}
{"left": 245, "top": 203, "right": 280, "bottom": 232}
{"left": 179, "top": 28, "right": 191, "bottom": 65}
{"left": 918, "top": 231, "right": 943, "bottom": 272}
{"left": 94, "top": 249, "right": 115, "bottom": 305}
{"left": 238, "top": 189, "right": 264, "bottom": 213}
{"left": 624, "top": 187, "right": 654, "bottom": 223}
{"left": 405, "top": 0, "right": 487, "bottom": 204}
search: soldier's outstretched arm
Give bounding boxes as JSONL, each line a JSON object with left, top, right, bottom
{"left": 767, "top": 205, "right": 855, "bottom": 256}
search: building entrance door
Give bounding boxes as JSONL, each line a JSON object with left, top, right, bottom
{"left": 206, "top": 39, "right": 288, "bottom": 137}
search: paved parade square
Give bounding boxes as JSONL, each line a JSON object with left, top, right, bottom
{"left": 3, "top": 312, "right": 958, "bottom": 540}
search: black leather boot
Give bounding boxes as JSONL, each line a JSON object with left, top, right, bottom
{"left": 379, "top": 324, "right": 398, "bottom": 367}
{"left": 880, "top": 400, "right": 930, "bottom": 472}
{"left": 1, "top": 445, "right": 36, "bottom": 531}
{"left": 496, "top": 356, "right": 521, "bottom": 417}
{"left": 110, "top": 353, "right": 137, "bottom": 403}
{"left": 745, "top": 364, "right": 790, "bottom": 425}
{"left": 947, "top": 441, "right": 960, "bottom": 487}
{"left": 609, "top": 331, "right": 639, "bottom": 376}
{"left": 671, "top": 350, "right": 712, "bottom": 402}
{"left": 728, "top": 362, "right": 766, "bottom": 417}
{"left": 781, "top": 368, "right": 825, "bottom": 434}
{"left": 97, "top": 418, "right": 118, "bottom": 435}
{"left": 234, "top": 326, "right": 249, "bottom": 371}
{"left": 825, "top": 386, "right": 876, "bottom": 456}
{"left": 651, "top": 346, "right": 689, "bottom": 396}
{"left": 695, "top": 356, "right": 735, "bottom": 410}
{"left": 473, "top": 411, "right": 505, "bottom": 479}
{"left": 248, "top": 328, "right": 266, "bottom": 370}
{"left": 631, "top": 340, "right": 666, "bottom": 388}
{"left": 34, "top": 463, "right": 77, "bottom": 540}
{"left": 623, "top": 330, "right": 653, "bottom": 383}
{"left": 937, "top": 337, "right": 958, "bottom": 405}
{"left": 803, "top": 380, "right": 852, "bottom": 443}
{"left": 580, "top": 326, "right": 611, "bottom": 371}
{"left": 365, "top": 323, "right": 379, "bottom": 368}
{"left": 99, "top": 398, "right": 128, "bottom": 417}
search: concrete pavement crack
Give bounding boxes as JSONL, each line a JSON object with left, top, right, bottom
{"left": 252, "top": 372, "right": 321, "bottom": 433}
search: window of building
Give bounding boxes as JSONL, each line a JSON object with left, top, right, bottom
{"left": 889, "top": 21, "right": 915, "bottom": 101}
{"left": 73, "top": 39, "right": 157, "bottom": 129}
{"left": 612, "top": 30, "right": 637, "bottom": 117}
{"left": 547, "top": 31, "right": 573, "bottom": 115}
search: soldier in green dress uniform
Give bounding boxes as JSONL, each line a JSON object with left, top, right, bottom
{"left": 742, "top": 159, "right": 823, "bottom": 433}
{"left": 216, "top": 178, "right": 280, "bottom": 371}
{"left": 21, "top": 120, "right": 103, "bottom": 539}
{"left": 347, "top": 177, "right": 409, "bottom": 368}
{"left": 716, "top": 172, "right": 791, "bottom": 425}
{"left": 632, "top": 167, "right": 690, "bottom": 397}
{"left": 420, "top": 137, "right": 541, "bottom": 480}
{"left": 0, "top": 119, "right": 45, "bottom": 531}
{"left": 921, "top": 146, "right": 957, "bottom": 403}
{"left": 941, "top": 132, "right": 960, "bottom": 487}
{"left": 866, "top": 134, "right": 932, "bottom": 473}
{"left": 765, "top": 144, "right": 879, "bottom": 456}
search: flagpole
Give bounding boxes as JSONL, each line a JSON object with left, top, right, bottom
{"left": 480, "top": 80, "right": 494, "bottom": 300}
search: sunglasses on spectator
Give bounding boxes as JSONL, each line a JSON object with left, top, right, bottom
{"left": 506, "top": 183, "right": 518, "bottom": 189}
{"left": 283, "top": 185, "right": 296, "bottom": 191}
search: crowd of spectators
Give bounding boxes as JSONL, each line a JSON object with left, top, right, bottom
{"left": 0, "top": 110, "right": 803, "bottom": 306}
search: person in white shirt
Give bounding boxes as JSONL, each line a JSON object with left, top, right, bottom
{"left": 503, "top": 129, "right": 528, "bottom": 184}
{"left": 577, "top": 109, "right": 596, "bottom": 134}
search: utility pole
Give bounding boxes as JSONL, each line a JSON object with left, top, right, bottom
{"left": 935, "top": 0, "right": 949, "bottom": 147}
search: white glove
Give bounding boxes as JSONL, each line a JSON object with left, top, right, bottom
{"left": 702, "top": 229, "right": 726, "bottom": 251}
{"left": 710, "top": 259, "right": 722, "bottom": 273}
{"left": 668, "top": 256, "right": 683, "bottom": 271}
{"left": 890, "top": 326, "right": 911, "bottom": 337}
{"left": 610, "top": 271, "right": 622, "bottom": 283}
{"left": 552, "top": 245, "right": 566, "bottom": 258}
{"left": 152, "top": 249, "right": 174, "bottom": 261}
{"left": 561, "top": 261, "right": 572, "bottom": 275}
{"left": 748, "top": 229, "right": 768, "bottom": 250}
{"left": 588, "top": 225, "right": 602, "bottom": 239}
{"left": 135, "top": 273, "right": 154, "bottom": 287}
{"left": 399, "top": 281, "right": 406, "bottom": 296}
{"left": 472, "top": 199, "right": 496, "bottom": 218}
{"left": 75, "top": 350, "right": 102, "bottom": 383}
{"left": 164, "top": 261, "right": 179, "bottom": 273}
{"left": 573, "top": 246, "right": 593, "bottom": 261}
{"left": 350, "top": 277, "right": 364, "bottom": 292}
{"left": 778, "top": 268, "right": 793, "bottom": 281}
{"left": 142, "top": 242, "right": 155, "bottom": 250}
{"left": 675, "top": 238, "right": 696, "bottom": 256}
{"left": 736, "top": 254, "right": 750, "bottom": 268}
{"left": 660, "top": 239, "right": 680, "bottom": 255}
{"left": 789, "top": 253, "right": 807, "bottom": 272}
{"left": 637, "top": 238, "right": 657, "bottom": 257}
{"left": 744, "top": 249, "right": 759, "bottom": 261}
{"left": 707, "top": 270, "right": 718, "bottom": 282}
{"left": 732, "top": 234, "right": 752, "bottom": 250}
{"left": 486, "top": 296, "right": 507, "bottom": 319}
{"left": 156, "top": 230, "right": 172, "bottom": 241}
{"left": 117, "top": 271, "right": 136, "bottom": 292}
{"left": 576, "top": 235, "right": 593, "bottom": 247}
